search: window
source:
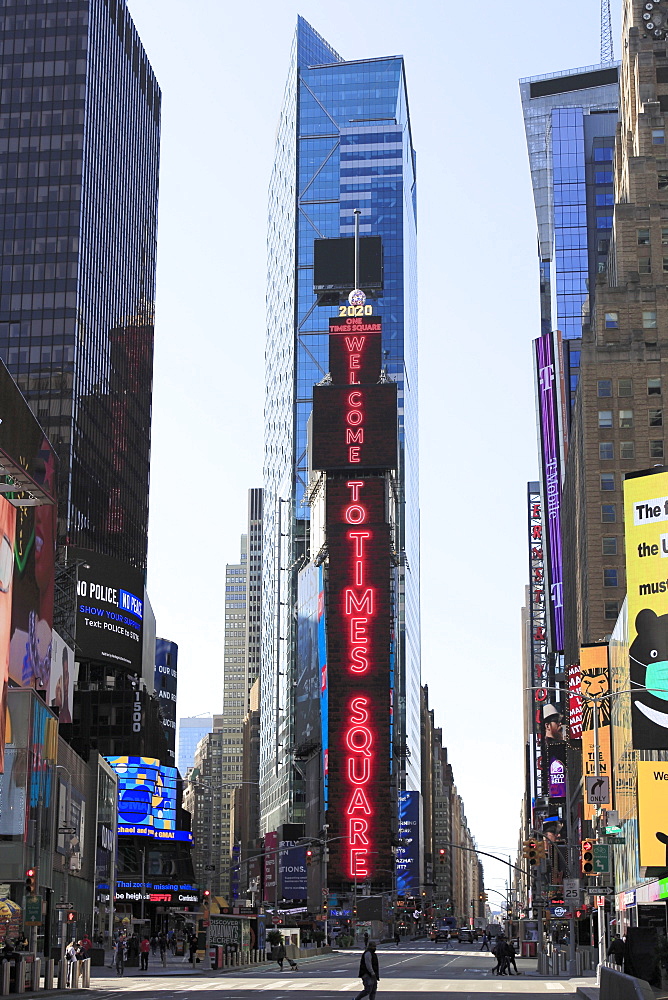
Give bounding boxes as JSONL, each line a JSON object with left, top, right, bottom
{"left": 638, "top": 228, "right": 651, "bottom": 245}
{"left": 604, "top": 601, "right": 620, "bottom": 620}
{"left": 602, "top": 537, "right": 618, "bottom": 555}
{"left": 618, "top": 378, "right": 633, "bottom": 397}
{"left": 639, "top": 257, "right": 652, "bottom": 273}
{"left": 600, "top": 473, "right": 615, "bottom": 491}
{"left": 605, "top": 312, "right": 619, "bottom": 328}
{"left": 596, "top": 171, "right": 613, "bottom": 184}
{"left": 604, "top": 568, "right": 619, "bottom": 587}
{"left": 664, "top": 257, "right": 668, "bottom": 272}
{"left": 650, "top": 440, "right": 665, "bottom": 459}
{"left": 597, "top": 216, "right": 613, "bottom": 229}
{"left": 663, "top": 228, "right": 668, "bottom": 245}
{"left": 594, "top": 147, "right": 614, "bottom": 161}
{"left": 654, "top": 128, "right": 666, "bottom": 144}
{"left": 597, "top": 239, "right": 610, "bottom": 253}
{"left": 643, "top": 310, "right": 657, "bottom": 328}
{"left": 650, "top": 409, "right": 663, "bottom": 426}
{"left": 596, "top": 193, "right": 614, "bottom": 206}
{"left": 649, "top": 377, "right": 662, "bottom": 395}
{"left": 599, "top": 442, "right": 614, "bottom": 459}
{"left": 599, "top": 410, "right": 613, "bottom": 427}
{"left": 619, "top": 410, "right": 634, "bottom": 428}
{"left": 620, "top": 441, "right": 635, "bottom": 459}
{"left": 598, "top": 379, "right": 612, "bottom": 397}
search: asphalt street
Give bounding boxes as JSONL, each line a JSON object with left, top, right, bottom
{"left": 86, "top": 940, "right": 596, "bottom": 1000}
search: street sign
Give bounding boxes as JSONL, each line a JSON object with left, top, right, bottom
{"left": 593, "top": 844, "right": 610, "bottom": 874}
{"left": 586, "top": 776, "right": 610, "bottom": 804}
{"left": 550, "top": 905, "right": 572, "bottom": 918}
{"left": 204, "top": 865, "right": 216, "bottom": 871}
{"left": 585, "top": 886, "right": 614, "bottom": 896}
{"left": 563, "top": 879, "right": 580, "bottom": 901}
{"left": 25, "top": 894, "right": 42, "bottom": 925}
{"left": 58, "top": 827, "right": 76, "bottom": 835}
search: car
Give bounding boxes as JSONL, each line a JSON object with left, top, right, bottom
{"left": 430, "top": 929, "right": 451, "bottom": 942}
{"left": 458, "top": 928, "right": 474, "bottom": 943}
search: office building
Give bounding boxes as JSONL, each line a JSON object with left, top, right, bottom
{"left": 262, "top": 15, "right": 420, "bottom": 848}
{"left": 0, "top": 0, "right": 160, "bottom": 570}
{"left": 178, "top": 715, "right": 213, "bottom": 774}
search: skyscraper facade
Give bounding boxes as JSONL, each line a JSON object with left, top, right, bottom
{"left": 0, "top": 0, "right": 160, "bottom": 570}
{"left": 262, "top": 17, "right": 420, "bottom": 836}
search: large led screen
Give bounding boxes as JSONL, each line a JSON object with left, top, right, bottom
{"left": 106, "top": 755, "right": 192, "bottom": 842}
{"left": 312, "top": 384, "right": 397, "bottom": 472}
{"left": 328, "top": 317, "right": 381, "bottom": 385}
{"left": 76, "top": 551, "right": 144, "bottom": 670}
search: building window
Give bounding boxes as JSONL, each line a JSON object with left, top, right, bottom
{"left": 599, "top": 410, "right": 613, "bottom": 428}
{"left": 639, "top": 257, "right": 652, "bottom": 273}
{"left": 663, "top": 228, "right": 668, "bottom": 245}
{"left": 604, "top": 601, "right": 620, "bottom": 620}
{"left": 601, "top": 504, "right": 616, "bottom": 522}
{"left": 598, "top": 379, "right": 612, "bottom": 397}
{"left": 650, "top": 440, "right": 665, "bottom": 459}
{"left": 620, "top": 441, "right": 635, "bottom": 459}
{"left": 660, "top": 173, "right": 668, "bottom": 190}
{"left": 604, "top": 568, "right": 619, "bottom": 587}
{"left": 599, "top": 441, "right": 614, "bottom": 459}
{"left": 597, "top": 239, "right": 610, "bottom": 253}
{"left": 594, "top": 147, "right": 614, "bottom": 161}
{"left": 602, "top": 537, "right": 618, "bottom": 555}
{"left": 643, "top": 310, "right": 657, "bottom": 328}
{"left": 618, "top": 378, "right": 633, "bottom": 397}
{"left": 654, "top": 128, "right": 666, "bottom": 144}
{"left": 619, "top": 410, "right": 634, "bottom": 428}
{"left": 596, "top": 193, "right": 614, "bottom": 206}
{"left": 596, "top": 171, "right": 613, "bottom": 184}
{"left": 600, "top": 473, "right": 615, "bottom": 491}
{"left": 649, "top": 409, "right": 664, "bottom": 427}
{"left": 649, "top": 377, "right": 662, "bottom": 395}
{"left": 638, "top": 228, "right": 651, "bottom": 245}
{"left": 605, "top": 312, "right": 619, "bottom": 328}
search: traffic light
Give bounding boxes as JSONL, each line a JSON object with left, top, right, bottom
{"left": 25, "top": 869, "right": 36, "bottom": 894}
{"left": 438, "top": 848, "right": 446, "bottom": 863}
{"left": 202, "top": 889, "right": 211, "bottom": 905}
{"left": 306, "top": 849, "right": 313, "bottom": 866}
{"left": 67, "top": 910, "right": 76, "bottom": 923}
{"left": 479, "top": 892, "right": 488, "bottom": 902}
{"left": 581, "top": 840, "right": 594, "bottom": 875}
{"left": 523, "top": 839, "right": 538, "bottom": 865}
{"left": 322, "top": 901, "right": 328, "bottom": 916}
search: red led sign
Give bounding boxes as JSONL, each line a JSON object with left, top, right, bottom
{"left": 312, "top": 384, "right": 397, "bottom": 471}
{"left": 326, "top": 476, "right": 393, "bottom": 886}
{"left": 328, "top": 316, "right": 382, "bottom": 384}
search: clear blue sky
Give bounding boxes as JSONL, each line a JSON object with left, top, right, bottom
{"left": 130, "top": 0, "right": 623, "bottom": 894}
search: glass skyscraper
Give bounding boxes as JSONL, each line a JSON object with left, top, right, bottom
{"left": 262, "top": 17, "right": 420, "bottom": 833}
{"left": 0, "top": 0, "right": 160, "bottom": 570}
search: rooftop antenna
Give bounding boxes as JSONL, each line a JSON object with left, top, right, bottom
{"left": 600, "top": 0, "right": 614, "bottom": 64}
{"left": 354, "top": 207, "right": 361, "bottom": 291}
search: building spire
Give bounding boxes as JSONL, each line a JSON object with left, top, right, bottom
{"left": 601, "top": 0, "right": 614, "bottom": 64}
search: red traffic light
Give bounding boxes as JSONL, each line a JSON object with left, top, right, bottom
{"left": 25, "top": 869, "right": 35, "bottom": 877}
{"left": 202, "top": 890, "right": 210, "bottom": 898}
{"left": 67, "top": 911, "right": 76, "bottom": 922}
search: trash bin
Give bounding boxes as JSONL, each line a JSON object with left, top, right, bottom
{"left": 521, "top": 941, "right": 537, "bottom": 958}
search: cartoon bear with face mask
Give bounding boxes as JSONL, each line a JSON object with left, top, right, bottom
{"left": 630, "top": 608, "right": 668, "bottom": 749}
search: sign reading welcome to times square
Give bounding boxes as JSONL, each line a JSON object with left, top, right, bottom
{"left": 75, "top": 551, "right": 144, "bottom": 670}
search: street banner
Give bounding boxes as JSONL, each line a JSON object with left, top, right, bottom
{"left": 580, "top": 644, "right": 611, "bottom": 819}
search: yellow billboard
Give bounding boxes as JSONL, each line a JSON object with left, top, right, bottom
{"left": 623, "top": 468, "right": 668, "bottom": 749}
{"left": 637, "top": 760, "right": 668, "bottom": 867}
{"left": 580, "top": 644, "right": 612, "bottom": 819}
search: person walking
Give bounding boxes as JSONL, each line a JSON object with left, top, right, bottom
{"left": 354, "top": 941, "right": 380, "bottom": 1000}
{"left": 491, "top": 936, "right": 505, "bottom": 975}
{"left": 188, "top": 934, "right": 198, "bottom": 965}
{"left": 114, "top": 937, "right": 125, "bottom": 977}
{"left": 139, "top": 936, "right": 150, "bottom": 971}
{"left": 65, "top": 941, "right": 78, "bottom": 988}
{"left": 394, "top": 930, "right": 400, "bottom": 947}
{"left": 480, "top": 932, "right": 490, "bottom": 952}
{"left": 159, "top": 934, "right": 168, "bottom": 968}
{"left": 607, "top": 934, "right": 625, "bottom": 968}
{"left": 506, "top": 939, "right": 519, "bottom": 975}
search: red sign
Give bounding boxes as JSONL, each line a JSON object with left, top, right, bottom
{"left": 326, "top": 476, "right": 393, "bottom": 886}
{"left": 328, "top": 317, "right": 382, "bottom": 384}
{"left": 568, "top": 663, "right": 583, "bottom": 740}
{"left": 312, "top": 384, "right": 397, "bottom": 471}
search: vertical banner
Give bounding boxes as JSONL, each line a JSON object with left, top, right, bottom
{"left": 396, "top": 790, "right": 420, "bottom": 896}
{"left": 637, "top": 760, "right": 668, "bottom": 867}
{"left": 0, "top": 498, "right": 16, "bottom": 773}
{"left": 528, "top": 484, "right": 548, "bottom": 803}
{"left": 568, "top": 663, "right": 583, "bottom": 740}
{"left": 623, "top": 468, "right": 668, "bottom": 749}
{"left": 263, "top": 831, "right": 278, "bottom": 904}
{"left": 580, "top": 644, "right": 612, "bottom": 819}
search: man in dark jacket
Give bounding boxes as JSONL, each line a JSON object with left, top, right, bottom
{"left": 355, "top": 941, "right": 380, "bottom": 1000}
{"left": 607, "top": 934, "right": 625, "bottom": 967}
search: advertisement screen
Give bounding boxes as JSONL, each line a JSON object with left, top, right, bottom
{"left": 568, "top": 663, "right": 583, "bottom": 740}
{"left": 548, "top": 745, "right": 566, "bottom": 799}
{"left": 312, "top": 384, "right": 397, "bottom": 471}
{"left": 154, "top": 638, "right": 178, "bottom": 755}
{"left": 105, "top": 755, "right": 192, "bottom": 842}
{"left": 313, "top": 236, "right": 383, "bottom": 292}
{"left": 76, "top": 551, "right": 144, "bottom": 670}
{"left": 396, "top": 790, "right": 420, "bottom": 896}
{"left": 637, "top": 760, "right": 668, "bottom": 867}
{"left": 263, "top": 831, "right": 278, "bottom": 904}
{"left": 279, "top": 841, "right": 307, "bottom": 900}
{"left": 623, "top": 467, "right": 668, "bottom": 748}
{"left": 580, "top": 644, "right": 612, "bottom": 819}
{"left": 326, "top": 475, "right": 393, "bottom": 886}
{"left": 328, "top": 317, "right": 381, "bottom": 385}
{"left": 295, "top": 564, "right": 321, "bottom": 750}
{"left": 0, "top": 497, "right": 16, "bottom": 772}
{"left": 48, "top": 630, "right": 75, "bottom": 724}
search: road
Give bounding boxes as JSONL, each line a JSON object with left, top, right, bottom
{"left": 87, "top": 940, "right": 594, "bottom": 1000}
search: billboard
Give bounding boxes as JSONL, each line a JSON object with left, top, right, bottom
{"left": 623, "top": 467, "right": 668, "bottom": 748}
{"left": 263, "top": 831, "right": 278, "bottom": 904}
{"left": 105, "top": 755, "right": 192, "bottom": 842}
{"left": 279, "top": 841, "right": 307, "bottom": 900}
{"left": 548, "top": 745, "right": 566, "bottom": 799}
{"left": 154, "top": 638, "right": 178, "bottom": 756}
{"left": 568, "top": 663, "right": 583, "bottom": 740}
{"left": 528, "top": 484, "right": 548, "bottom": 803}
{"left": 580, "top": 644, "right": 612, "bottom": 819}
{"left": 313, "top": 236, "right": 383, "bottom": 292}
{"left": 312, "top": 383, "right": 398, "bottom": 471}
{"left": 637, "top": 760, "right": 668, "bottom": 867}
{"left": 396, "top": 790, "right": 420, "bottom": 896}
{"left": 325, "top": 475, "right": 393, "bottom": 885}
{"left": 0, "top": 498, "right": 16, "bottom": 772}
{"left": 328, "top": 316, "right": 382, "bottom": 384}
{"left": 76, "top": 551, "right": 144, "bottom": 670}
{"left": 296, "top": 564, "right": 321, "bottom": 750}
{"left": 48, "top": 630, "right": 75, "bottom": 724}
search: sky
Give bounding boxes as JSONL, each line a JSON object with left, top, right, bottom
{"left": 130, "top": 0, "right": 624, "bottom": 897}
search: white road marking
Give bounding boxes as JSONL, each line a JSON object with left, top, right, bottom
{"left": 260, "top": 981, "right": 288, "bottom": 991}
{"left": 338, "top": 982, "right": 360, "bottom": 991}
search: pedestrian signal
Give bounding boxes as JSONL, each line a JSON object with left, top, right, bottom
{"left": 581, "top": 840, "right": 594, "bottom": 875}
{"left": 67, "top": 910, "right": 76, "bottom": 922}
{"left": 25, "top": 869, "right": 36, "bottom": 894}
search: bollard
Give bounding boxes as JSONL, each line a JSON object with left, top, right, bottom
{"left": 57, "top": 960, "right": 67, "bottom": 990}
{"left": 16, "top": 959, "right": 25, "bottom": 994}
{"left": 43, "top": 958, "right": 54, "bottom": 990}
{"left": 82, "top": 959, "right": 91, "bottom": 988}
{"left": 31, "top": 958, "right": 41, "bottom": 991}
{"left": 0, "top": 961, "right": 9, "bottom": 996}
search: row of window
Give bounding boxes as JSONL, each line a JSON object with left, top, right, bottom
{"left": 605, "top": 311, "right": 657, "bottom": 328}
{"left": 598, "top": 377, "right": 661, "bottom": 396}
{"left": 637, "top": 228, "right": 668, "bottom": 245}
{"left": 599, "top": 458, "right": 663, "bottom": 490}
{"left": 598, "top": 409, "right": 661, "bottom": 427}
{"left": 599, "top": 440, "right": 664, "bottom": 459}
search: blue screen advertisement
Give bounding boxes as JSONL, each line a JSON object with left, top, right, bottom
{"left": 396, "top": 790, "right": 420, "bottom": 896}
{"left": 105, "top": 755, "right": 192, "bottom": 842}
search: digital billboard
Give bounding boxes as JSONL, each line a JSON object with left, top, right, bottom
{"left": 637, "top": 760, "right": 668, "bottom": 867}
{"left": 76, "top": 551, "right": 144, "bottom": 670}
{"left": 580, "top": 644, "right": 611, "bottom": 819}
{"left": 312, "top": 384, "right": 397, "bottom": 472}
{"left": 105, "top": 755, "right": 192, "bottom": 842}
{"left": 263, "top": 831, "right": 278, "bottom": 904}
{"left": 313, "top": 236, "right": 383, "bottom": 293}
{"left": 296, "top": 564, "right": 321, "bottom": 751}
{"left": 48, "top": 630, "right": 75, "bottom": 724}
{"left": 154, "top": 638, "right": 178, "bottom": 756}
{"left": 325, "top": 475, "right": 393, "bottom": 885}
{"left": 0, "top": 497, "right": 16, "bottom": 772}
{"left": 396, "top": 790, "right": 420, "bottom": 896}
{"left": 328, "top": 316, "right": 381, "bottom": 385}
{"left": 279, "top": 841, "right": 307, "bottom": 900}
{"left": 623, "top": 467, "right": 668, "bottom": 748}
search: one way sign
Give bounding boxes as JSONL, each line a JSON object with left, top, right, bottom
{"left": 586, "top": 775, "right": 610, "bottom": 804}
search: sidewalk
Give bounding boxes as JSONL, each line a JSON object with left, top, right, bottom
{"left": 91, "top": 947, "right": 335, "bottom": 979}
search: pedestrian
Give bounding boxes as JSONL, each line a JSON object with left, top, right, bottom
{"left": 491, "top": 936, "right": 505, "bottom": 975}
{"left": 354, "top": 940, "right": 380, "bottom": 1000}
{"left": 150, "top": 934, "right": 158, "bottom": 956}
{"left": 114, "top": 938, "right": 125, "bottom": 977}
{"left": 188, "top": 934, "right": 198, "bottom": 965}
{"left": 65, "top": 940, "right": 79, "bottom": 988}
{"left": 607, "top": 934, "right": 625, "bottom": 968}
{"left": 364, "top": 931, "right": 369, "bottom": 947}
{"left": 480, "top": 932, "right": 490, "bottom": 952}
{"left": 394, "top": 930, "right": 400, "bottom": 947}
{"left": 159, "top": 934, "right": 168, "bottom": 967}
{"left": 140, "top": 936, "right": 150, "bottom": 971}
{"left": 444, "top": 930, "right": 452, "bottom": 950}
{"left": 506, "top": 939, "right": 519, "bottom": 975}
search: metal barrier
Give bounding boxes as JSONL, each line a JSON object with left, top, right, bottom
{"left": 0, "top": 963, "right": 10, "bottom": 997}
{"left": 30, "top": 959, "right": 40, "bottom": 991}
{"left": 81, "top": 958, "right": 91, "bottom": 988}
{"left": 57, "top": 960, "right": 66, "bottom": 990}
{"left": 43, "top": 959, "right": 54, "bottom": 990}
